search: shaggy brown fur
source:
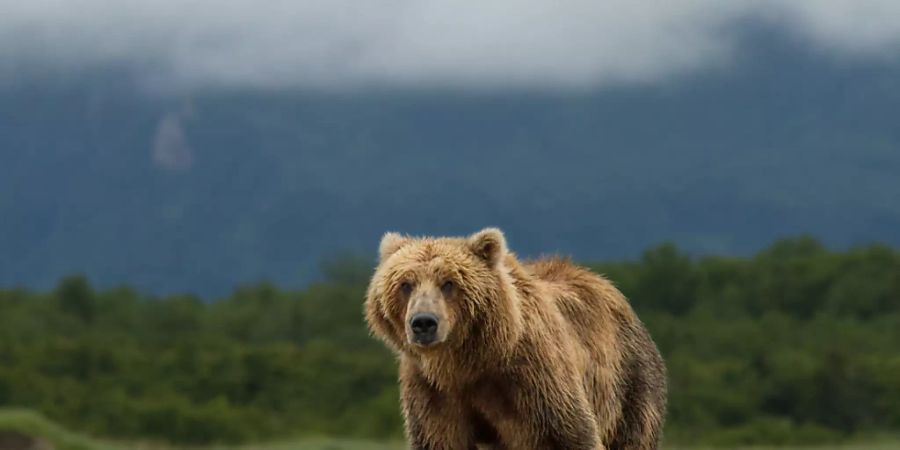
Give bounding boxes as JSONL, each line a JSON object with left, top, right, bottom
{"left": 365, "top": 228, "right": 666, "bottom": 450}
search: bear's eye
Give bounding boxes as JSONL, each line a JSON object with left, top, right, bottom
{"left": 399, "top": 282, "right": 413, "bottom": 295}
{"left": 441, "top": 280, "right": 454, "bottom": 296}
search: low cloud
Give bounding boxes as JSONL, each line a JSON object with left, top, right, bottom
{"left": 1, "top": 1, "right": 899, "bottom": 90}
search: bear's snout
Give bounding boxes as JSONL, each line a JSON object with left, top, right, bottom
{"left": 409, "top": 313, "right": 439, "bottom": 345}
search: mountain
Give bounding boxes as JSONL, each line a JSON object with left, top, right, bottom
{"left": 2, "top": 34, "right": 899, "bottom": 296}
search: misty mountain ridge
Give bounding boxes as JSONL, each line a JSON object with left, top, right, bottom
{"left": 2, "top": 33, "right": 899, "bottom": 296}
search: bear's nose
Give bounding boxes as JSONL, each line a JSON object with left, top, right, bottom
{"left": 410, "top": 313, "right": 439, "bottom": 344}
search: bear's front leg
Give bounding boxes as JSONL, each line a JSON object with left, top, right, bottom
{"left": 473, "top": 360, "right": 601, "bottom": 450}
{"left": 526, "top": 370, "right": 601, "bottom": 450}
{"left": 400, "top": 359, "right": 477, "bottom": 450}
{"left": 509, "top": 388, "right": 599, "bottom": 450}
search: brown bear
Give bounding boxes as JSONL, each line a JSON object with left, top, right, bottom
{"left": 365, "top": 228, "right": 666, "bottom": 450}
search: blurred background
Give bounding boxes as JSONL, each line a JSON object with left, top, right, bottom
{"left": 0, "top": 1, "right": 898, "bottom": 449}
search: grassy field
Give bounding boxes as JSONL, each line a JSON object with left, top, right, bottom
{"left": 0, "top": 409, "right": 896, "bottom": 450}
{"left": 0, "top": 410, "right": 403, "bottom": 450}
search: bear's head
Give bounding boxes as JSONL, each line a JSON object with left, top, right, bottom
{"left": 365, "top": 228, "right": 523, "bottom": 359}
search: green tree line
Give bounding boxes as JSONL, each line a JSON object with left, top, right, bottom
{"left": 0, "top": 238, "right": 897, "bottom": 445}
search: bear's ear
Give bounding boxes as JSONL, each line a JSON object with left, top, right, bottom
{"left": 379, "top": 232, "right": 409, "bottom": 262}
{"left": 467, "top": 228, "right": 507, "bottom": 267}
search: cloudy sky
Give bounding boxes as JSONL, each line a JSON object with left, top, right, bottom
{"left": 2, "top": 0, "right": 900, "bottom": 89}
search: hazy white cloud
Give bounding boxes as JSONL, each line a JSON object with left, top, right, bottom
{"left": 1, "top": 1, "right": 899, "bottom": 90}
{"left": 775, "top": 1, "right": 900, "bottom": 55}
{"left": 152, "top": 111, "right": 194, "bottom": 171}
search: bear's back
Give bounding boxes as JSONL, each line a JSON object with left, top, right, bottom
{"left": 523, "top": 256, "right": 635, "bottom": 328}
